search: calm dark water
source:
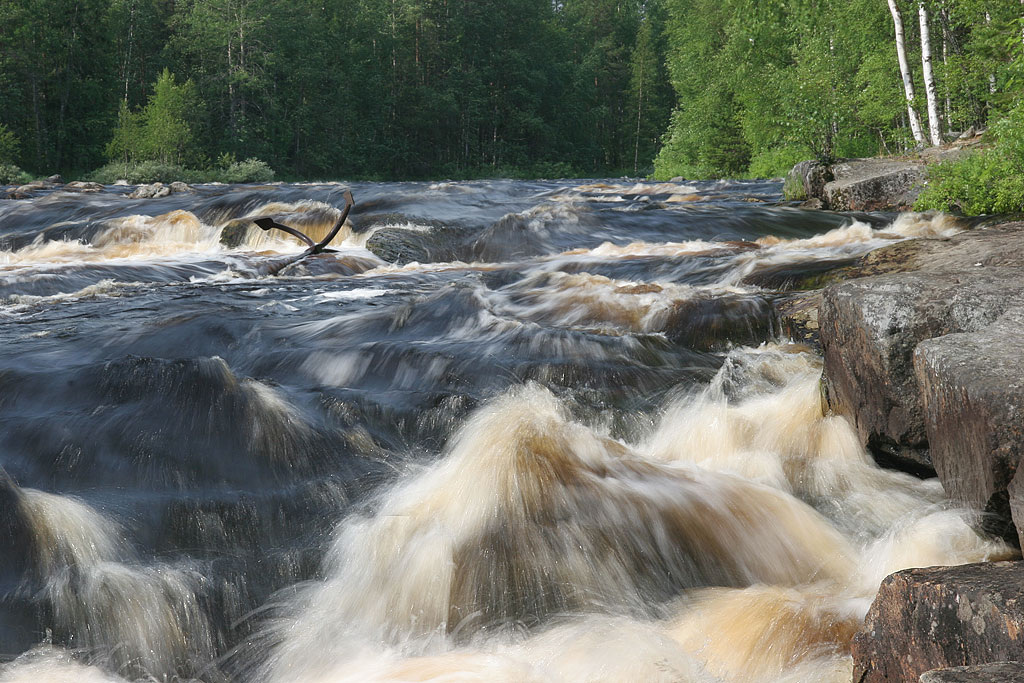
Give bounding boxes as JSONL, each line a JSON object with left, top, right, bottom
{"left": 0, "top": 179, "right": 1002, "bottom": 683}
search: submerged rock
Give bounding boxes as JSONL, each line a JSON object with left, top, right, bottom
{"left": 665, "top": 295, "right": 776, "bottom": 351}
{"left": 361, "top": 214, "right": 463, "bottom": 264}
{"left": 852, "top": 562, "right": 1024, "bottom": 683}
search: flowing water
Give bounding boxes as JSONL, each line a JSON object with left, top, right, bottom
{"left": 0, "top": 179, "right": 1012, "bottom": 682}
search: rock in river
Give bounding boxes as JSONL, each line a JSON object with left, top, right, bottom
{"left": 852, "top": 562, "right": 1024, "bottom": 683}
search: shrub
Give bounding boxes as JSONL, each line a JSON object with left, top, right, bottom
{"left": 220, "top": 158, "right": 275, "bottom": 183}
{"left": 0, "top": 163, "right": 31, "bottom": 185}
{"left": 747, "top": 146, "right": 813, "bottom": 180}
{"left": 88, "top": 161, "right": 198, "bottom": 184}
{"left": 914, "top": 152, "right": 1024, "bottom": 215}
{"left": 915, "top": 102, "right": 1024, "bottom": 215}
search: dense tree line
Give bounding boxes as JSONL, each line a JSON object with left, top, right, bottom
{"left": 0, "top": 0, "right": 673, "bottom": 179}
{"left": 1, "top": 0, "right": 1021, "bottom": 183}
{"left": 654, "top": 0, "right": 1024, "bottom": 180}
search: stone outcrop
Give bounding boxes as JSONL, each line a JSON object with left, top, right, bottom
{"left": 921, "top": 662, "right": 1024, "bottom": 682}
{"left": 821, "top": 269, "right": 1024, "bottom": 475}
{"left": 129, "top": 182, "right": 173, "bottom": 199}
{"left": 852, "top": 562, "right": 1024, "bottom": 683}
{"left": 819, "top": 222, "right": 1024, "bottom": 489}
{"left": 824, "top": 159, "right": 925, "bottom": 211}
{"left": 64, "top": 181, "right": 104, "bottom": 192}
{"left": 783, "top": 158, "right": 924, "bottom": 210}
{"left": 914, "top": 308, "right": 1024, "bottom": 541}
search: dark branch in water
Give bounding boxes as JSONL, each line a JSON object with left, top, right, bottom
{"left": 256, "top": 190, "right": 355, "bottom": 276}
{"left": 254, "top": 189, "right": 355, "bottom": 256}
{"left": 253, "top": 218, "right": 315, "bottom": 247}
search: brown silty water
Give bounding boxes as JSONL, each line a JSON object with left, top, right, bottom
{"left": 0, "top": 179, "right": 1009, "bottom": 682}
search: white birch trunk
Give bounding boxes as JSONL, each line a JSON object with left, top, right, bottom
{"left": 888, "top": 0, "right": 925, "bottom": 143}
{"left": 919, "top": 2, "right": 942, "bottom": 146}
{"left": 986, "top": 12, "right": 997, "bottom": 94}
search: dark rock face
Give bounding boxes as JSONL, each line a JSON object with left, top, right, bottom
{"left": 852, "top": 562, "right": 1024, "bottom": 683}
{"left": 1010, "top": 474, "right": 1024, "bottom": 551}
{"left": 914, "top": 308, "right": 1024, "bottom": 541}
{"left": 821, "top": 269, "right": 1024, "bottom": 470}
{"left": 664, "top": 295, "right": 776, "bottom": 351}
{"left": 920, "top": 662, "right": 1024, "bottom": 683}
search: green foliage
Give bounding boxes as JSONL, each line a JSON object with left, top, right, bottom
{"left": 1, "top": 0, "right": 675, "bottom": 179}
{"left": 0, "top": 124, "right": 19, "bottom": 164}
{"left": 107, "top": 70, "right": 198, "bottom": 167}
{"left": 0, "top": 164, "right": 31, "bottom": 185}
{"left": 219, "top": 158, "right": 274, "bottom": 183}
{"left": 88, "top": 156, "right": 275, "bottom": 184}
{"left": 915, "top": 103, "right": 1024, "bottom": 215}
{"left": 657, "top": 0, "right": 1020, "bottom": 183}
{"left": 88, "top": 161, "right": 198, "bottom": 184}
{"left": 748, "top": 146, "right": 813, "bottom": 180}
{"left": 914, "top": 152, "right": 1024, "bottom": 215}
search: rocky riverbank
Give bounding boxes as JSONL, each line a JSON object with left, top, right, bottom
{"left": 783, "top": 135, "right": 986, "bottom": 211}
{"left": 779, "top": 218, "right": 1024, "bottom": 681}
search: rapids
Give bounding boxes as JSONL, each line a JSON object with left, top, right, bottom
{"left": 0, "top": 179, "right": 1011, "bottom": 682}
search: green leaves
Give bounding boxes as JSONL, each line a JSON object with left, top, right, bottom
{"left": 106, "top": 69, "right": 199, "bottom": 167}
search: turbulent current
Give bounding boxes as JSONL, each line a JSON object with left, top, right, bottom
{"left": 0, "top": 179, "right": 1011, "bottom": 682}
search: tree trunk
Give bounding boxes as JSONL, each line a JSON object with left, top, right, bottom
{"left": 919, "top": 2, "right": 941, "bottom": 146}
{"left": 986, "top": 12, "right": 997, "bottom": 95}
{"left": 888, "top": 0, "right": 924, "bottom": 144}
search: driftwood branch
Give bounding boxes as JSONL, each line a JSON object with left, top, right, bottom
{"left": 256, "top": 190, "right": 356, "bottom": 276}
{"left": 254, "top": 189, "right": 355, "bottom": 255}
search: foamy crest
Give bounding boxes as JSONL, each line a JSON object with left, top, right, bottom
{"left": 0, "top": 646, "right": 128, "bottom": 683}
{"left": 260, "top": 383, "right": 853, "bottom": 681}
{"left": 17, "top": 489, "right": 214, "bottom": 679}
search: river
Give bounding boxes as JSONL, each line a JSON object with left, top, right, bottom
{"left": 0, "top": 179, "right": 1011, "bottom": 682}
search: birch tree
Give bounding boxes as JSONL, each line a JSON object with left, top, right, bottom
{"left": 888, "top": 0, "right": 925, "bottom": 144}
{"left": 919, "top": 1, "right": 941, "bottom": 145}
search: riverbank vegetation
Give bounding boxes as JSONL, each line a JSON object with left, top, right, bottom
{"left": 0, "top": 0, "right": 1021, "bottom": 191}
{"left": 0, "top": 0, "right": 673, "bottom": 181}
{"left": 654, "top": 0, "right": 1024, "bottom": 181}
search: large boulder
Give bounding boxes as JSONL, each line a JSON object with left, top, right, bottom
{"left": 821, "top": 269, "right": 1024, "bottom": 473}
{"left": 783, "top": 157, "right": 925, "bottom": 210}
{"left": 783, "top": 160, "right": 833, "bottom": 201}
{"left": 914, "top": 308, "right": 1024, "bottom": 541}
{"left": 852, "top": 562, "right": 1024, "bottom": 683}
{"left": 819, "top": 222, "right": 1024, "bottom": 474}
{"left": 824, "top": 159, "right": 925, "bottom": 211}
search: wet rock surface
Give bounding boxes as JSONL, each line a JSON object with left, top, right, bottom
{"left": 852, "top": 562, "right": 1024, "bottom": 683}
{"left": 915, "top": 308, "right": 1024, "bottom": 541}
{"left": 819, "top": 222, "right": 1024, "bottom": 485}
{"left": 920, "top": 661, "right": 1024, "bottom": 682}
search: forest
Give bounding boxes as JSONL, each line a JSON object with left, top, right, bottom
{"left": 0, "top": 0, "right": 1021, "bottom": 186}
